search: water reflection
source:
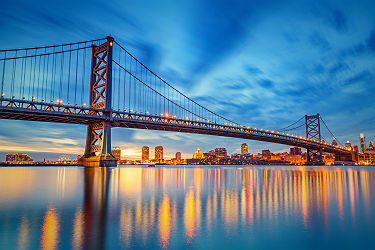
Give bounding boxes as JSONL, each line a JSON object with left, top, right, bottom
{"left": 0, "top": 166, "right": 375, "bottom": 249}
{"left": 41, "top": 206, "right": 59, "bottom": 250}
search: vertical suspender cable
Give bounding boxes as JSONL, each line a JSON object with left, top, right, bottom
{"left": 67, "top": 45, "right": 72, "bottom": 103}
{"left": 74, "top": 44, "right": 79, "bottom": 105}
{"left": 1, "top": 51, "right": 6, "bottom": 97}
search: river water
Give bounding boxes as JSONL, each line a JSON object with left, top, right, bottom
{"left": 0, "top": 166, "right": 374, "bottom": 249}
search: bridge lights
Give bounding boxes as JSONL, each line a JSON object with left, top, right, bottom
{"left": 1, "top": 92, "right": 4, "bottom": 97}
{"left": 56, "top": 99, "right": 62, "bottom": 104}
{"left": 32, "top": 96, "right": 35, "bottom": 101}
{"left": 83, "top": 103, "right": 86, "bottom": 107}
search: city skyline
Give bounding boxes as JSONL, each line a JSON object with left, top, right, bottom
{"left": 1, "top": 0, "right": 375, "bottom": 161}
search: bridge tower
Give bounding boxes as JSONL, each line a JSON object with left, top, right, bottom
{"left": 305, "top": 113, "right": 324, "bottom": 165}
{"left": 79, "top": 36, "right": 117, "bottom": 167}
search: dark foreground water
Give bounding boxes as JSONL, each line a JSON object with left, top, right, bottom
{"left": 1, "top": 166, "right": 375, "bottom": 249}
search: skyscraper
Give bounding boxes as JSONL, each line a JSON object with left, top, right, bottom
{"left": 360, "top": 133, "right": 365, "bottom": 153}
{"left": 175, "top": 152, "right": 181, "bottom": 160}
{"left": 155, "top": 146, "right": 164, "bottom": 163}
{"left": 241, "top": 143, "right": 248, "bottom": 155}
{"left": 142, "top": 146, "right": 149, "bottom": 162}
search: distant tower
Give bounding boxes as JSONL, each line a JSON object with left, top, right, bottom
{"left": 360, "top": 133, "right": 365, "bottom": 153}
{"left": 155, "top": 146, "right": 164, "bottom": 163}
{"left": 142, "top": 146, "right": 149, "bottom": 161}
{"left": 241, "top": 143, "right": 248, "bottom": 155}
{"left": 175, "top": 152, "right": 181, "bottom": 160}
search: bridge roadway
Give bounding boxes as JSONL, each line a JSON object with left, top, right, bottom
{"left": 0, "top": 98, "right": 351, "bottom": 156}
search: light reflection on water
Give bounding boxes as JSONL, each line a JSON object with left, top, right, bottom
{"left": 0, "top": 166, "right": 375, "bottom": 249}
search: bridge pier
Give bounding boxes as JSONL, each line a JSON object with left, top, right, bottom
{"left": 78, "top": 36, "right": 117, "bottom": 167}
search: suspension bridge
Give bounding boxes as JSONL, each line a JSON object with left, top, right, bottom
{"left": 0, "top": 36, "right": 356, "bottom": 167}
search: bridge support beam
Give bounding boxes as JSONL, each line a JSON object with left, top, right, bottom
{"left": 305, "top": 114, "right": 324, "bottom": 165}
{"left": 79, "top": 36, "right": 117, "bottom": 167}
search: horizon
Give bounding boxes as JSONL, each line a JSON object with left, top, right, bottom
{"left": 1, "top": 0, "right": 375, "bottom": 161}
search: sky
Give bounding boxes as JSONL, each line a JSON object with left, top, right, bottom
{"left": 0, "top": 0, "right": 375, "bottom": 161}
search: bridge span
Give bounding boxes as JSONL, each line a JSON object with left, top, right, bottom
{"left": 0, "top": 36, "right": 354, "bottom": 166}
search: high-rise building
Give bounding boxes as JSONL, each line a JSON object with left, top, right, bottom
{"left": 290, "top": 147, "right": 302, "bottom": 156}
{"left": 241, "top": 143, "right": 248, "bottom": 155}
{"left": 155, "top": 146, "right": 164, "bottom": 163}
{"left": 345, "top": 141, "right": 352, "bottom": 151}
{"left": 175, "top": 152, "right": 181, "bottom": 160}
{"left": 262, "top": 150, "right": 271, "bottom": 160}
{"left": 193, "top": 147, "right": 204, "bottom": 159}
{"left": 215, "top": 148, "right": 227, "bottom": 158}
{"left": 360, "top": 133, "right": 365, "bottom": 153}
{"left": 111, "top": 147, "right": 121, "bottom": 161}
{"left": 142, "top": 146, "right": 149, "bottom": 161}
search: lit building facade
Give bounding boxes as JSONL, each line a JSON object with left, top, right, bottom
{"left": 290, "top": 147, "right": 302, "bottom": 156}
{"left": 215, "top": 148, "right": 227, "bottom": 158}
{"left": 193, "top": 147, "right": 204, "bottom": 159}
{"left": 262, "top": 150, "right": 271, "bottom": 160}
{"left": 345, "top": 141, "right": 352, "bottom": 151}
{"left": 175, "top": 152, "right": 181, "bottom": 160}
{"left": 155, "top": 146, "right": 164, "bottom": 163}
{"left": 241, "top": 143, "right": 248, "bottom": 155}
{"left": 5, "top": 153, "right": 33, "bottom": 164}
{"left": 111, "top": 147, "right": 121, "bottom": 161}
{"left": 142, "top": 146, "right": 150, "bottom": 162}
{"left": 360, "top": 133, "right": 365, "bottom": 153}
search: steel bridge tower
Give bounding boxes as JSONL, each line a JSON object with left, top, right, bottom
{"left": 305, "top": 113, "right": 324, "bottom": 165}
{"left": 79, "top": 36, "right": 117, "bottom": 167}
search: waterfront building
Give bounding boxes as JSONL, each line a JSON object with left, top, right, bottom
{"left": 175, "top": 152, "right": 181, "bottom": 160}
{"left": 345, "top": 141, "right": 352, "bottom": 151}
{"left": 241, "top": 143, "right": 248, "bottom": 155}
{"left": 5, "top": 153, "right": 33, "bottom": 164}
{"left": 262, "top": 150, "right": 271, "bottom": 160}
{"left": 290, "top": 147, "right": 302, "bottom": 156}
{"left": 155, "top": 146, "right": 163, "bottom": 163}
{"left": 368, "top": 141, "right": 374, "bottom": 150}
{"left": 215, "top": 148, "right": 227, "bottom": 158}
{"left": 112, "top": 147, "right": 121, "bottom": 161}
{"left": 58, "top": 155, "right": 71, "bottom": 162}
{"left": 193, "top": 147, "right": 204, "bottom": 159}
{"left": 142, "top": 146, "right": 150, "bottom": 161}
{"left": 360, "top": 133, "right": 366, "bottom": 153}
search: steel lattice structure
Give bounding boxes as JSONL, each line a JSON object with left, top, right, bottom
{"left": 305, "top": 114, "right": 324, "bottom": 165}
{"left": 0, "top": 36, "right": 354, "bottom": 166}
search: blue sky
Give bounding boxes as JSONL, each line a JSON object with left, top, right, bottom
{"left": 0, "top": 0, "right": 374, "bottom": 160}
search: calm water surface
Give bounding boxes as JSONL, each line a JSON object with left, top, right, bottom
{"left": 0, "top": 165, "right": 375, "bottom": 249}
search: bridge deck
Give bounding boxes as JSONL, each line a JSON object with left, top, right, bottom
{"left": 0, "top": 98, "right": 350, "bottom": 155}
